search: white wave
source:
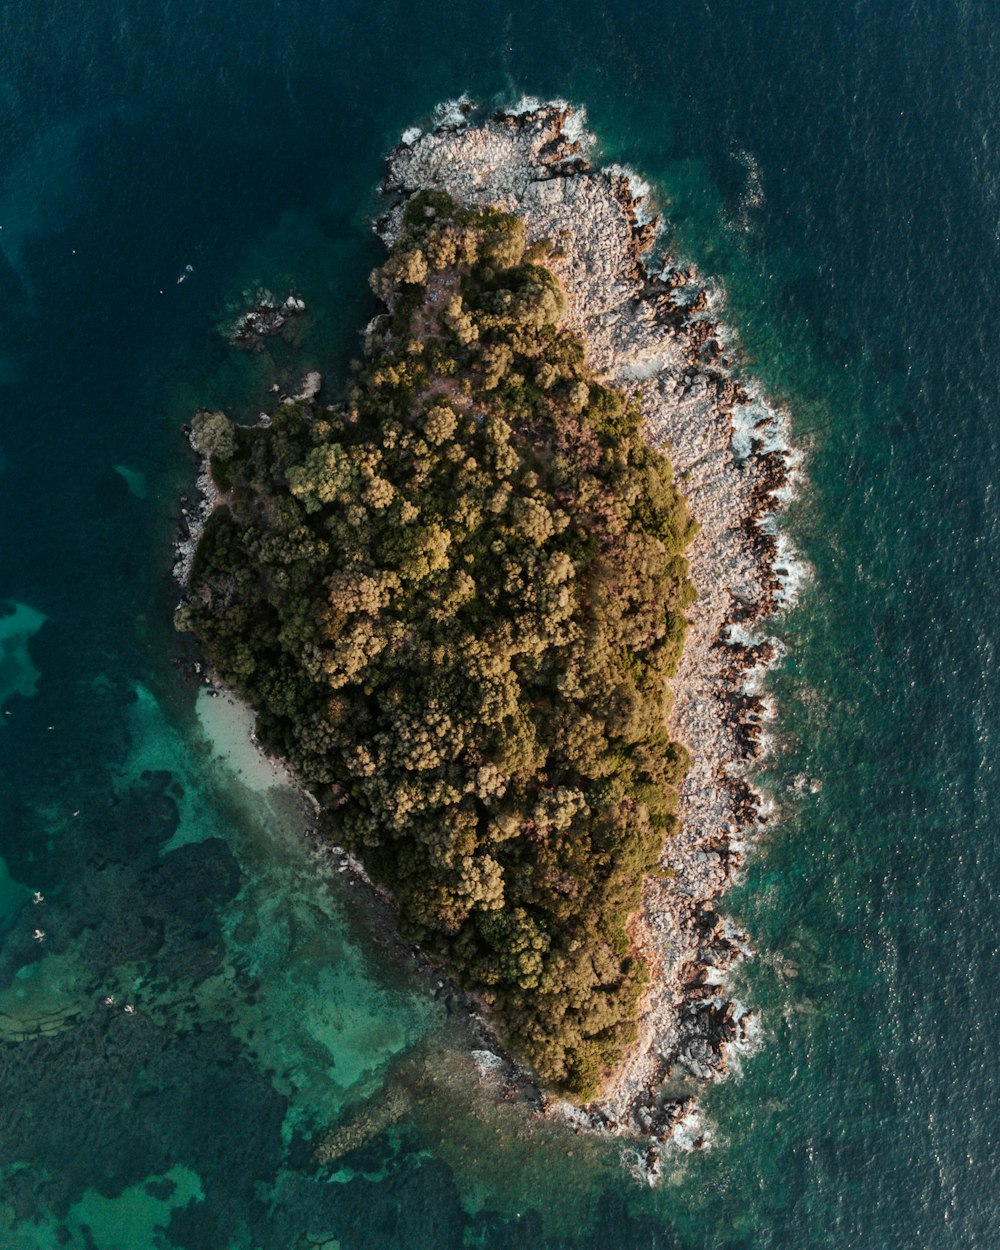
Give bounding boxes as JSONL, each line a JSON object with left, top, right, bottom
{"left": 751, "top": 727, "right": 776, "bottom": 760}
{"left": 560, "top": 106, "right": 591, "bottom": 146}
{"left": 621, "top": 1142, "right": 666, "bottom": 1187}
{"left": 722, "top": 622, "right": 758, "bottom": 648}
{"left": 669, "top": 1103, "right": 713, "bottom": 1153}
{"left": 602, "top": 162, "right": 656, "bottom": 225}
{"left": 506, "top": 94, "right": 545, "bottom": 116}
{"left": 700, "top": 274, "right": 729, "bottom": 319}
{"left": 732, "top": 1003, "right": 764, "bottom": 1057}
{"left": 740, "top": 662, "right": 772, "bottom": 697}
{"left": 767, "top": 530, "right": 811, "bottom": 606}
{"left": 400, "top": 126, "right": 422, "bottom": 146}
{"left": 432, "top": 94, "right": 473, "bottom": 129}
{"left": 502, "top": 95, "right": 592, "bottom": 146}
{"left": 731, "top": 394, "right": 791, "bottom": 462}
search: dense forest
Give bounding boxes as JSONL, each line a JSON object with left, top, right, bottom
{"left": 178, "top": 192, "right": 697, "bottom": 1098}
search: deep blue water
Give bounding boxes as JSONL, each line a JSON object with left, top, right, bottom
{"left": 1, "top": 2, "right": 999, "bottom": 1247}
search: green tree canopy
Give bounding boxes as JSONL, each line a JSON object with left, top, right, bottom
{"left": 180, "top": 192, "right": 697, "bottom": 1099}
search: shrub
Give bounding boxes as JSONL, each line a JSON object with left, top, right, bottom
{"left": 179, "top": 194, "right": 696, "bottom": 1099}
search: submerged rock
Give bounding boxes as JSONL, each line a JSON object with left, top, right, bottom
{"left": 226, "top": 288, "right": 307, "bottom": 350}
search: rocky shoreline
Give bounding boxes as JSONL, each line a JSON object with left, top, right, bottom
{"left": 376, "top": 100, "right": 800, "bottom": 1172}
{"left": 173, "top": 99, "right": 800, "bottom": 1180}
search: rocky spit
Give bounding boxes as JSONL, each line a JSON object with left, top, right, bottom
{"left": 377, "top": 101, "right": 801, "bottom": 1173}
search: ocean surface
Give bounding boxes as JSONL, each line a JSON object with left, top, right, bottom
{"left": 1, "top": 1, "right": 998, "bottom": 1246}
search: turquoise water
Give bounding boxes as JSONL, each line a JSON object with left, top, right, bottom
{"left": 2, "top": 1, "right": 999, "bottom": 1246}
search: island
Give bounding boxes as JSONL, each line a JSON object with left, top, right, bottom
{"left": 175, "top": 102, "right": 795, "bottom": 1151}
